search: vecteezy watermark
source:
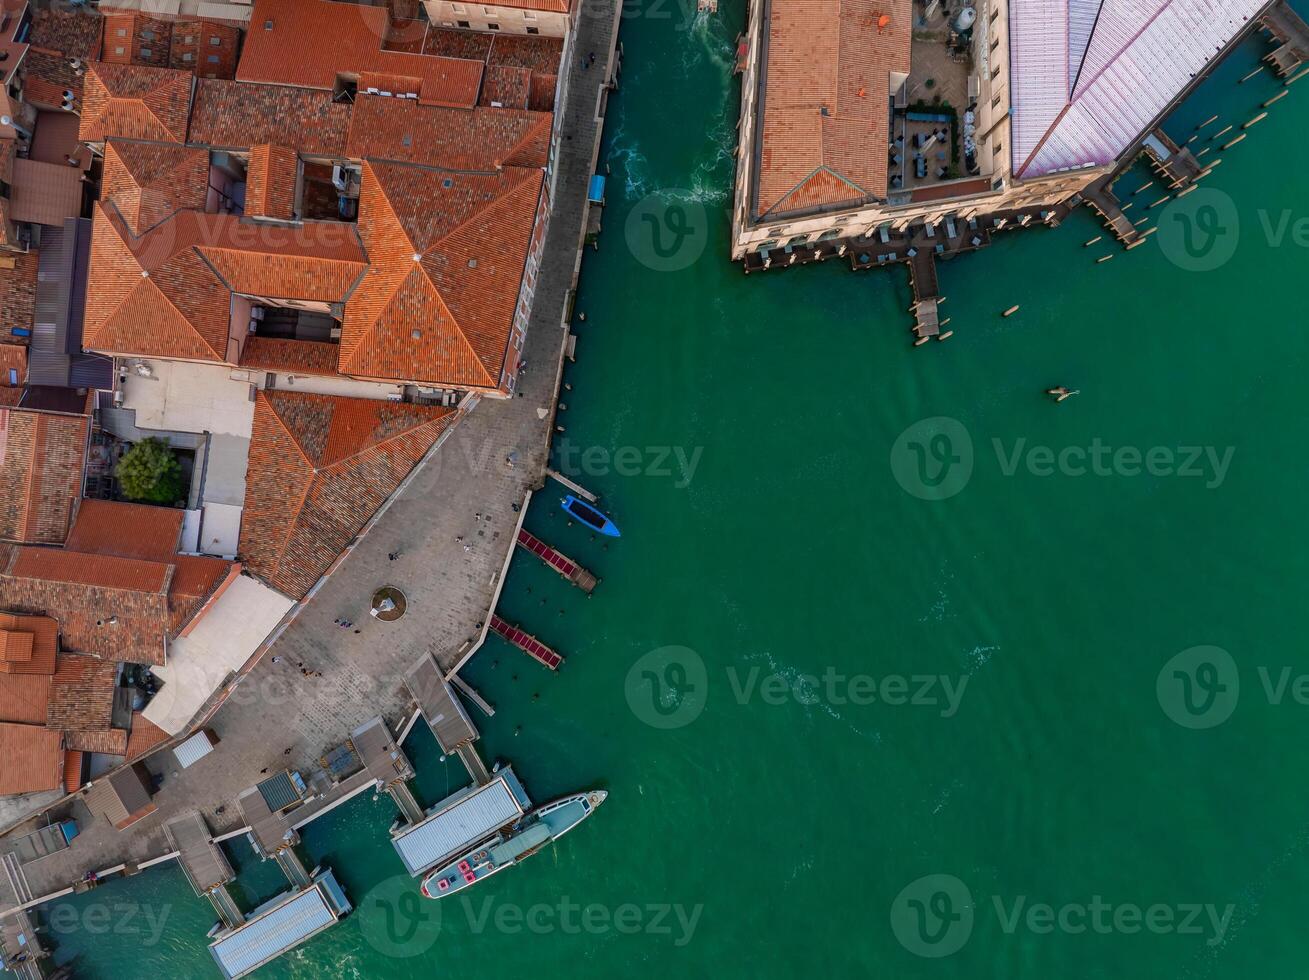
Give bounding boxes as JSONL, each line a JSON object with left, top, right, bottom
{"left": 726, "top": 667, "right": 967, "bottom": 718}
{"left": 44, "top": 901, "right": 173, "bottom": 946}
{"left": 460, "top": 895, "right": 702, "bottom": 947}
{"left": 890, "top": 416, "right": 975, "bottom": 501}
{"left": 1156, "top": 187, "right": 1242, "bottom": 272}
{"left": 625, "top": 646, "right": 709, "bottom": 730}
{"left": 625, "top": 190, "right": 708, "bottom": 272}
{"left": 890, "top": 417, "right": 1236, "bottom": 500}
{"left": 554, "top": 438, "right": 703, "bottom": 489}
{"left": 625, "top": 647, "right": 969, "bottom": 729}
{"left": 359, "top": 875, "right": 444, "bottom": 958}
{"left": 892, "top": 874, "right": 1234, "bottom": 958}
{"left": 1157, "top": 646, "right": 1309, "bottom": 729}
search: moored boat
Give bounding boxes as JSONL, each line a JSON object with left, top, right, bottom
{"left": 560, "top": 496, "right": 621, "bottom": 537}
{"left": 420, "top": 790, "right": 607, "bottom": 899}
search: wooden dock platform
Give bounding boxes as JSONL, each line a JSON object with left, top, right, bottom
{"left": 489, "top": 614, "right": 564, "bottom": 670}
{"left": 164, "top": 811, "right": 234, "bottom": 896}
{"left": 1142, "top": 128, "right": 1204, "bottom": 189}
{"left": 546, "top": 468, "right": 598, "bottom": 503}
{"left": 516, "top": 528, "right": 598, "bottom": 592}
{"left": 1083, "top": 181, "right": 1142, "bottom": 246}
{"left": 404, "top": 654, "right": 480, "bottom": 753}
{"left": 1262, "top": 0, "right": 1309, "bottom": 76}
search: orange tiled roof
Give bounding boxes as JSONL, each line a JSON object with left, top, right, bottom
{"left": 85, "top": 205, "right": 367, "bottom": 362}
{"left": 0, "top": 408, "right": 89, "bottom": 545}
{"left": 48, "top": 653, "right": 120, "bottom": 735}
{"left": 0, "top": 547, "right": 173, "bottom": 665}
{"left": 246, "top": 144, "right": 298, "bottom": 221}
{"left": 237, "top": 0, "right": 483, "bottom": 108}
{"left": 101, "top": 13, "right": 174, "bottom": 69}
{"left": 340, "top": 161, "right": 542, "bottom": 388}
{"left": 125, "top": 711, "right": 170, "bottom": 760}
{"left": 65, "top": 499, "right": 184, "bottom": 562}
{"left": 0, "top": 343, "right": 26, "bottom": 388}
{"left": 80, "top": 61, "right": 194, "bottom": 144}
{"left": 0, "top": 721, "right": 62, "bottom": 795}
{"left": 0, "top": 611, "right": 59, "bottom": 675}
{"left": 755, "top": 0, "right": 911, "bottom": 218}
{"left": 189, "top": 78, "right": 352, "bottom": 156}
{"left": 168, "top": 20, "right": 241, "bottom": 79}
{"left": 239, "top": 337, "right": 340, "bottom": 377}
{"left": 168, "top": 553, "right": 235, "bottom": 633}
{"left": 346, "top": 95, "right": 552, "bottom": 170}
{"left": 102, "top": 139, "right": 210, "bottom": 235}
{"left": 239, "top": 391, "right": 455, "bottom": 598}
{"left": 0, "top": 672, "right": 51, "bottom": 725}
{"left": 64, "top": 748, "right": 85, "bottom": 792}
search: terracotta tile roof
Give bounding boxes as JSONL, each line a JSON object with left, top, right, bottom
{"left": 0, "top": 611, "right": 59, "bottom": 675}
{"left": 0, "top": 547, "right": 172, "bottom": 665}
{"left": 484, "top": 35, "right": 565, "bottom": 73}
{"left": 168, "top": 553, "right": 234, "bottom": 633}
{"left": 80, "top": 61, "right": 193, "bottom": 144}
{"left": 0, "top": 234, "right": 37, "bottom": 339}
{"left": 125, "top": 711, "right": 169, "bottom": 760}
{"left": 0, "top": 673, "right": 51, "bottom": 724}
{"left": 341, "top": 161, "right": 541, "bottom": 388}
{"left": 528, "top": 73, "right": 558, "bottom": 113}
{"left": 65, "top": 727, "right": 128, "bottom": 753}
{"left": 345, "top": 95, "right": 551, "bottom": 169}
{"left": 85, "top": 206, "right": 366, "bottom": 362}
{"left": 47, "top": 655, "right": 119, "bottom": 737}
{"left": 0, "top": 408, "right": 89, "bottom": 545}
{"left": 239, "top": 337, "right": 340, "bottom": 377}
{"left": 239, "top": 391, "right": 455, "bottom": 598}
{"left": 0, "top": 343, "right": 26, "bottom": 388}
{"left": 246, "top": 144, "right": 299, "bottom": 220}
{"left": 480, "top": 65, "right": 531, "bottom": 110}
{"left": 237, "top": 0, "right": 483, "bottom": 108}
{"left": 189, "top": 78, "right": 352, "bottom": 156}
{"left": 64, "top": 499, "right": 183, "bottom": 562}
{"left": 755, "top": 0, "right": 911, "bottom": 218}
{"left": 29, "top": 7, "right": 102, "bottom": 61}
{"left": 101, "top": 139, "right": 209, "bottom": 235}
{"left": 64, "top": 748, "right": 85, "bottom": 792}
{"left": 18, "top": 59, "right": 79, "bottom": 112}
{"left": 0, "top": 721, "right": 62, "bottom": 794}
{"left": 8, "top": 157, "right": 86, "bottom": 227}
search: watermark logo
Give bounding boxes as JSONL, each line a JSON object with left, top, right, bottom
{"left": 625, "top": 191, "right": 707, "bottom": 272}
{"left": 1157, "top": 646, "right": 1240, "bottom": 730}
{"left": 890, "top": 417, "right": 974, "bottom": 501}
{"left": 726, "top": 667, "right": 967, "bottom": 718}
{"left": 624, "top": 645, "right": 708, "bottom": 730}
{"left": 891, "top": 874, "right": 974, "bottom": 958}
{"left": 359, "top": 874, "right": 443, "bottom": 958}
{"left": 44, "top": 901, "right": 173, "bottom": 946}
{"left": 1157, "top": 188, "right": 1240, "bottom": 272}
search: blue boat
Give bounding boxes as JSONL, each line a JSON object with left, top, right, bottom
{"left": 560, "top": 495, "right": 620, "bottom": 537}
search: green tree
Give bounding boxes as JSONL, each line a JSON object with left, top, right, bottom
{"left": 116, "top": 438, "right": 184, "bottom": 505}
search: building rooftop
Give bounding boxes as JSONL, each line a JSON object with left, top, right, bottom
{"left": 755, "top": 0, "right": 911, "bottom": 218}
{"left": 1010, "top": 0, "right": 1268, "bottom": 178}
{"left": 0, "top": 408, "right": 89, "bottom": 546}
{"left": 0, "top": 720, "right": 63, "bottom": 796}
{"left": 237, "top": 0, "right": 483, "bottom": 107}
{"left": 188, "top": 78, "right": 354, "bottom": 155}
{"left": 80, "top": 61, "right": 195, "bottom": 145}
{"left": 101, "top": 139, "right": 210, "bottom": 235}
{"left": 101, "top": 14, "right": 242, "bottom": 79}
{"left": 239, "top": 391, "right": 455, "bottom": 599}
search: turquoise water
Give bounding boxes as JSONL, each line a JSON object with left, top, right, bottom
{"left": 29, "top": 4, "right": 1309, "bottom": 978}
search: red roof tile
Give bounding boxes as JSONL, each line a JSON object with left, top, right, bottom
{"left": 0, "top": 343, "right": 26, "bottom": 388}
{"left": 345, "top": 95, "right": 551, "bottom": 169}
{"left": 188, "top": 78, "right": 352, "bottom": 155}
{"left": 80, "top": 62, "right": 194, "bottom": 144}
{"left": 64, "top": 727, "right": 128, "bottom": 754}
{"left": 0, "top": 408, "right": 89, "bottom": 545}
{"left": 101, "top": 14, "right": 174, "bottom": 69}
{"left": 756, "top": 0, "right": 911, "bottom": 217}
{"left": 125, "top": 711, "right": 169, "bottom": 760}
{"left": 64, "top": 499, "right": 184, "bottom": 563}
{"left": 64, "top": 748, "right": 85, "bottom": 792}
{"left": 246, "top": 144, "right": 299, "bottom": 221}
{"left": 237, "top": 0, "right": 483, "bottom": 108}
{"left": 0, "top": 721, "right": 62, "bottom": 794}
{"left": 0, "top": 673, "right": 51, "bottom": 725}
{"left": 102, "top": 139, "right": 210, "bottom": 235}
{"left": 0, "top": 250, "right": 38, "bottom": 342}
{"left": 29, "top": 7, "right": 102, "bottom": 61}
{"left": 239, "top": 337, "right": 340, "bottom": 377}
{"left": 239, "top": 391, "right": 455, "bottom": 598}
{"left": 0, "top": 611, "right": 59, "bottom": 675}
{"left": 168, "top": 20, "right": 241, "bottom": 79}
{"left": 341, "top": 162, "right": 541, "bottom": 388}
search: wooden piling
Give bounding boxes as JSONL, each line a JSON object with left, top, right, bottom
{"left": 1196, "top": 114, "right": 1219, "bottom": 130}
{"left": 1148, "top": 195, "right": 1171, "bottom": 210}
{"left": 1240, "top": 65, "right": 1266, "bottom": 83}
{"left": 1286, "top": 67, "right": 1309, "bottom": 86}
{"left": 1212, "top": 124, "right": 1233, "bottom": 140}
{"left": 1133, "top": 180, "right": 1153, "bottom": 195}
{"left": 1264, "top": 90, "right": 1289, "bottom": 107}
{"left": 1221, "top": 133, "right": 1247, "bottom": 150}
{"left": 1139, "top": 227, "right": 1158, "bottom": 239}
{"left": 1243, "top": 112, "right": 1268, "bottom": 129}
{"left": 1002, "top": 305, "right": 1020, "bottom": 318}
{"left": 937, "top": 331, "right": 954, "bottom": 341}
{"left": 1084, "top": 235, "right": 1102, "bottom": 247}
{"left": 1096, "top": 254, "right": 1115, "bottom": 263}
{"left": 1176, "top": 184, "right": 1199, "bottom": 199}
{"left": 913, "top": 336, "right": 930, "bottom": 347}
{"left": 1134, "top": 216, "right": 1150, "bottom": 226}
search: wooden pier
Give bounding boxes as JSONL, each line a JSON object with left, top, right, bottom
{"left": 1142, "top": 128, "right": 1204, "bottom": 190}
{"left": 516, "top": 528, "right": 598, "bottom": 592}
{"left": 352, "top": 717, "right": 424, "bottom": 826}
{"left": 1262, "top": 0, "right": 1309, "bottom": 77}
{"left": 546, "top": 468, "right": 598, "bottom": 503}
{"left": 489, "top": 614, "right": 564, "bottom": 670}
{"left": 1083, "top": 181, "right": 1142, "bottom": 246}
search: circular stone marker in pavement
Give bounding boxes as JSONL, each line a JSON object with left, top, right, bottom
{"left": 371, "top": 586, "right": 407, "bottom": 622}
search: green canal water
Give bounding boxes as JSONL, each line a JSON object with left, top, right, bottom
{"left": 29, "top": 4, "right": 1309, "bottom": 978}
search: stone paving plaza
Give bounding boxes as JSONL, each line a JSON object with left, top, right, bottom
{"left": 0, "top": 0, "right": 622, "bottom": 904}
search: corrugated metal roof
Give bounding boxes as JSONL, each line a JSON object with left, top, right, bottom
{"left": 392, "top": 776, "right": 524, "bottom": 876}
{"left": 209, "top": 881, "right": 338, "bottom": 979}
{"left": 30, "top": 217, "right": 110, "bottom": 390}
{"left": 173, "top": 730, "right": 215, "bottom": 768}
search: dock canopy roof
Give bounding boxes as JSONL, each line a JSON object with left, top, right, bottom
{"left": 209, "top": 871, "right": 351, "bottom": 979}
{"left": 392, "top": 770, "right": 529, "bottom": 875}
{"left": 1009, "top": 0, "right": 1268, "bottom": 179}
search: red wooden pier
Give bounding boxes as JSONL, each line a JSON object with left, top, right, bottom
{"left": 516, "top": 528, "right": 598, "bottom": 593}
{"left": 489, "top": 615, "right": 564, "bottom": 670}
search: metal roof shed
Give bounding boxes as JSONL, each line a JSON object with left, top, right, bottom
{"left": 391, "top": 770, "right": 529, "bottom": 876}
{"left": 208, "top": 870, "right": 351, "bottom": 979}
{"left": 173, "top": 730, "right": 216, "bottom": 769}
